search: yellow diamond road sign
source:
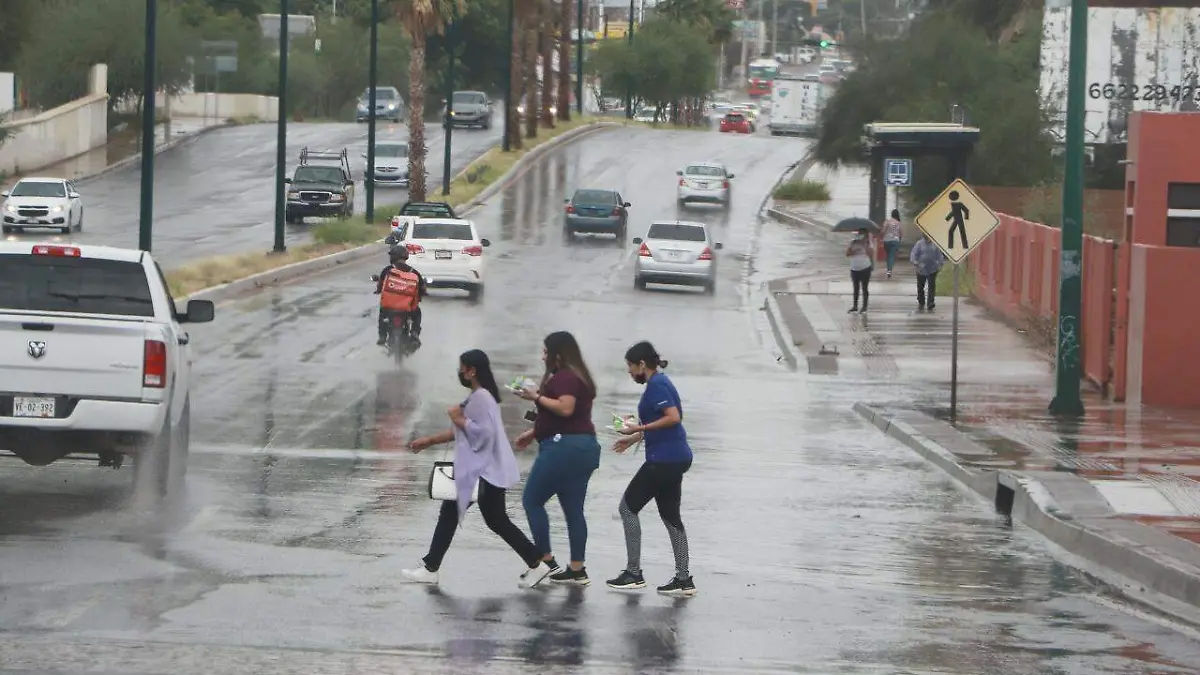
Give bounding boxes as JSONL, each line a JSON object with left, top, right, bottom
{"left": 913, "top": 179, "right": 1000, "bottom": 265}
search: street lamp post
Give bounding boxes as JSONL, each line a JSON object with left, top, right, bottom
{"left": 139, "top": 0, "right": 157, "bottom": 252}
{"left": 366, "top": 0, "right": 379, "bottom": 222}
{"left": 575, "top": 0, "right": 583, "bottom": 115}
{"left": 443, "top": 15, "right": 456, "bottom": 195}
{"left": 1049, "top": 0, "right": 1087, "bottom": 416}
{"left": 503, "top": 0, "right": 515, "bottom": 152}
{"left": 272, "top": 0, "right": 289, "bottom": 253}
{"left": 624, "top": 0, "right": 634, "bottom": 119}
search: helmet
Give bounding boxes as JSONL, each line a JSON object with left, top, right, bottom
{"left": 389, "top": 245, "right": 409, "bottom": 262}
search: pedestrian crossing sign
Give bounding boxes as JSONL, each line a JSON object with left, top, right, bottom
{"left": 913, "top": 179, "right": 999, "bottom": 265}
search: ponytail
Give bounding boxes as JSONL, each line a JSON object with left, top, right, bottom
{"left": 624, "top": 341, "right": 667, "bottom": 369}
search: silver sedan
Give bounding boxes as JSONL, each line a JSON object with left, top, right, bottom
{"left": 676, "top": 162, "right": 733, "bottom": 207}
{"left": 633, "top": 220, "right": 723, "bottom": 294}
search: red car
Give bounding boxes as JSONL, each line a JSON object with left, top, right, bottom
{"left": 720, "top": 112, "right": 753, "bottom": 134}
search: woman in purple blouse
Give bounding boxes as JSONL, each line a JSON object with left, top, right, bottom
{"left": 402, "top": 349, "right": 557, "bottom": 588}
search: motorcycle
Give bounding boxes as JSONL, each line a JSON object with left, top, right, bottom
{"left": 370, "top": 274, "right": 420, "bottom": 364}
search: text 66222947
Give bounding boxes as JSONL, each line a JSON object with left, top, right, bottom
{"left": 1088, "top": 82, "right": 1200, "bottom": 102}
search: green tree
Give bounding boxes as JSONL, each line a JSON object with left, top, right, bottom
{"left": 395, "top": 0, "right": 465, "bottom": 202}
{"left": 285, "top": 19, "right": 411, "bottom": 118}
{"left": 17, "top": 0, "right": 196, "bottom": 115}
{"left": 0, "top": 0, "right": 41, "bottom": 70}
{"left": 813, "top": 8, "right": 1054, "bottom": 203}
{"left": 591, "top": 18, "right": 715, "bottom": 123}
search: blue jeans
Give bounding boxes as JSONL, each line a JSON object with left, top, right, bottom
{"left": 883, "top": 240, "right": 900, "bottom": 272}
{"left": 522, "top": 433, "right": 601, "bottom": 562}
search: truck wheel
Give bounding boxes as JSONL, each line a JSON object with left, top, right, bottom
{"left": 132, "top": 402, "right": 190, "bottom": 504}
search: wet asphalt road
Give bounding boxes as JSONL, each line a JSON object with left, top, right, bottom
{"left": 3, "top": 127, "right": 1200, "bottom": 674}
{"left": 36, "top": 119, "right": 500, "bottom": 269}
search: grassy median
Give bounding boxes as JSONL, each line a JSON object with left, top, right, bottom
{"left": 772, "top": 178, "right": 831, "bottom": 202}
{"left": 165, "top": 115, "right": 605, "bottom": 298}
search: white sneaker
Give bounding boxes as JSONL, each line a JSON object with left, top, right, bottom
{"left": 402, "top": 565, "right": 439, "bottom": 585}
{"left": 518, "top": 561, "right": 554, "bottom": 589}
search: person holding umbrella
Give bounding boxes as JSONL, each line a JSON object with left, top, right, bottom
{"left": 834, "top": 217, "right": 878, "bottom": 314}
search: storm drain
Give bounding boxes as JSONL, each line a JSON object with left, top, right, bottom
{"left": 990, "top": 422, "right": 1123, "bottom": 473}
{"left": 1139, "top": 472, "right": 1200, "bottom": 517}
{"left": 825, "top": 298, "right": 899, "bottom": 378}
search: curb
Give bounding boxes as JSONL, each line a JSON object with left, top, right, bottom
{"left": 762, "top": 292, "right": 799, "bottom": 371}
{"left": 767, "top": 206, "right": 845, "bottom": 244}
{"left": 75, "top": 120, "right": 237, "bottom": 185}
{"left": 853, "top": 402, "right": 1200, "bottom": 630}
{"left": 183, "top": 121, "right": 621, "bottom": 304}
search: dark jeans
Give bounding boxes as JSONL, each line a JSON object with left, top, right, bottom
{"left": 522, "top": 433, "right": 601, "bottom": 562}
{"left": 422, "top": 479, "right": 542, "bottom": 572}
{"left": 378, "top": 307, "right": 422, "bottom": 341}
{"left": 917, "top": 272, "right": 938, "bottom": 308}
{"left": 850, "top": 267, "right": 872, "bottom": 309}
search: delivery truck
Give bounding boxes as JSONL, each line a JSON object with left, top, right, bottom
{"left": 768, "top": 74, "right": 824, "bottom": 137}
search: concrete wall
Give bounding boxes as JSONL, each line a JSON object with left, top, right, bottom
{"left": 1040, "top": 5, "right": 1200, "bottom": 145}
{"left": 159, "top": 93, "right": 279, "bottom": 122}
{"left": 0, "top": 73, "right": 14, "bottom": 114}
{"left": 0, "top": 65, "right": 108, "bottom": 176}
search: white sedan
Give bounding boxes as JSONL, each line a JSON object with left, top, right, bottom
{"left": 397, "top": 218, "right": 490, "bottom": 300}
{"left": 1, "top": 177, "right": 84, "bottom": 235}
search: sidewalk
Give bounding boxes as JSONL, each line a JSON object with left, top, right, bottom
{"left": 2, "top": 116, "right": 228, "bottom": 189}
{"left": 763, "top": 163, "right": 1200, "bottom": 627}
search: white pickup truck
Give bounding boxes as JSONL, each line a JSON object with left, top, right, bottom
{"left": 0, "top": 242, "right": 214, "bottom": 497}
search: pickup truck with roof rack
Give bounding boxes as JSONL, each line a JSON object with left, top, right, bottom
{"left": 284, "top": 147, "right": 355, "bottom": 224}
{"left": 0, "top": 242, "right": 214, "bottom": 498}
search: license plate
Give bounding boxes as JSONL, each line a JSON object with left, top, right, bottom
{"left": 665, "top": 250, "right": 684, "bottom": 260}
{"left": 435, "top": 250, "right": 452, "bottom": 260}
{"left": 698, "top": 182, "right": 709, "bottom": 189}
{"left": 13, "top": 396, "right": 55, "bottom": 418}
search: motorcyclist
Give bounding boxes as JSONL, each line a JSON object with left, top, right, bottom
{"left": 375, "top": 246, "right": 427, "bottom": 347}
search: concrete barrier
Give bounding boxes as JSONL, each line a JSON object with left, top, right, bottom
{"left": 161, "top": 93, "right": 279, "bottom": 122}
{"left": 0, "top": 65, "right": 108, "bottom": 175}
{"left": 184, "top": 121, "right": 622, "bottom": 304}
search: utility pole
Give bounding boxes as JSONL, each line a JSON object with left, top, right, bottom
{"left": 575, "top": 0, "right": 584, "bottom": 114}
{"left": 739, "top": 7, "right": 749, "bottom": 83}
{"left": 503, "top": 0, "right": 514, "bottom": 151}
{"left": 365, "top": 0, "right": 378, "bottom": 222}
{"left": 860, "top": 0, "right": 867, "bottom": 35}
{"left": 771, "top": 0, "right": 778, "bottom": 58}
{"left": 755, "top": 0, "right": 763, "bottom": 58}
{"left": 625, "top": 0, "right": 635, "bottom": 118}
{"left": 442, "top": 15, "right": 456, "bottom": 195}
{"left": 1049, "top": 0, "right": 1087, "bottom": 416}
{"left": 138, "top": 0, "right": 157, "bottom": 252}
{"left": 272, "top": 0, "right": 288, "bottom": 253}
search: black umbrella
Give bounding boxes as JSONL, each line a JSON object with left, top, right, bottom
{"left": 832, "top": 216, "right": 880, "bottom": 233}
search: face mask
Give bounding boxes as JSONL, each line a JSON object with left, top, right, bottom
{"left": 458, "top": 372, "right": 471, "bottom": 388}
{"left": 632, "top": 372, "right": 648, "bottom": 385}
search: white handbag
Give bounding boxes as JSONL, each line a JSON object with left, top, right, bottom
{"left": 428, "top": 461, "right": 479, "bottom": 502}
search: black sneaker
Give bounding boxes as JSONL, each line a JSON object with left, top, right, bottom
{"left": 847, "top": 307, "right": 858, "bottom": 314}
{"left": 928, "top": 304, "right": 936, "bottom": 311}
{"left": 549, "top": 567, "right": 591, "bottom": 586}
{"left": 606, "top": 569, "right": 646, "bottom": 590}
{"left": 376, "top": 336, "right": 387, "bottom": 346}
{"left": 657, "top": 576, "right": 697, "bottom": 597}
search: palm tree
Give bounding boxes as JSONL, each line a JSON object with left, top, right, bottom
{"left": 556, "top": 0, "right": 571, "bottom": 121}
{"left": 521, "top": 0, "right": 543, "bottom": 139}
{"left": 507, "top": 0, "right": 533, "bottom": 150}
{"left": 540, "top": 5, "right": 556, "bottom": 129}
{"left": 395, "top": 0, "right": 465, "bottom": 202}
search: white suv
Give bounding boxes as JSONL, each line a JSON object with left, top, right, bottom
{"left": 0, "top": 242, "right": 214, "bottom": 498}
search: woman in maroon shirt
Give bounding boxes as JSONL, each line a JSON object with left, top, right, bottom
{"left": 515, "top": 331, "right": 600, "bottom": 585}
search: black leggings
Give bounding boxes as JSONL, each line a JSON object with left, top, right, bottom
{"left": 618, "top": 460, "right": 692, "bottom": 579}
{"left": 851, "top": 267, "right": 872, "bottom": 309}
{"left": 423, "top": 479, "right": 542, "bottom": 572}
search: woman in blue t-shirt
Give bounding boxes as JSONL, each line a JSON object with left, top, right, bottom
{"left": 607, "top": 341, "right": 696, "bottom": 597}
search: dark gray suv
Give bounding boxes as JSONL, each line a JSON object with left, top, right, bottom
{"left": 443, "top": 90, "right": 493, "bottom": 129}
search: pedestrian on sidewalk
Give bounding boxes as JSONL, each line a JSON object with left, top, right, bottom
{"left": 881, "top": 209, "right": 903, "bottom": 278}
{"left": 846, "top": 226, "right": 874, "bottom": 314}
{"left": 607, "top": 341, "right": 697, "bottom": 597}
{"left": 514, "top": 331, "right": 601, "bottom": 586}
{"left": 402, "top": 350, "right": 557, "bottom": 588}
{"left": 910, "top": 232, "right": 946, "bottom": 311}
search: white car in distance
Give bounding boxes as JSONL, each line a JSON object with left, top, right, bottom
{"left": 2, "top": 177, "right": 84, "bottom": 235}
{"left": 397, "top": 218, "right": 490, "bottom": 300}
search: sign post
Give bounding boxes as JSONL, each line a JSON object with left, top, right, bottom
{"left": 914, "top": 178, "right": 1001, "bottom": 424}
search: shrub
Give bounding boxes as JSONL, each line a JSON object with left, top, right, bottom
{"left": 312, "top": 219, "right": 381, "bottom": 246}
{"left": 773, "top": 179, "right": 831, "bottom": 202}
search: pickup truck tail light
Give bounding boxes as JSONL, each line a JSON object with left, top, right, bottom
{"left": 143, "top": 340, "right": 167, "bottom": 388}
{"left": 723, "top": 180, "right": 730, "bottom": 189}
{"left": 699, "top": 247, "right": 714, "bottom": 261}
{"left": 462, "top": 245, "right": 483, "bottom": 256}
{"left": 32, "top": 245, "right": 81, "bottom": 257}
{"left": 405, "top": 242, "right": 425, "bottom": 254}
